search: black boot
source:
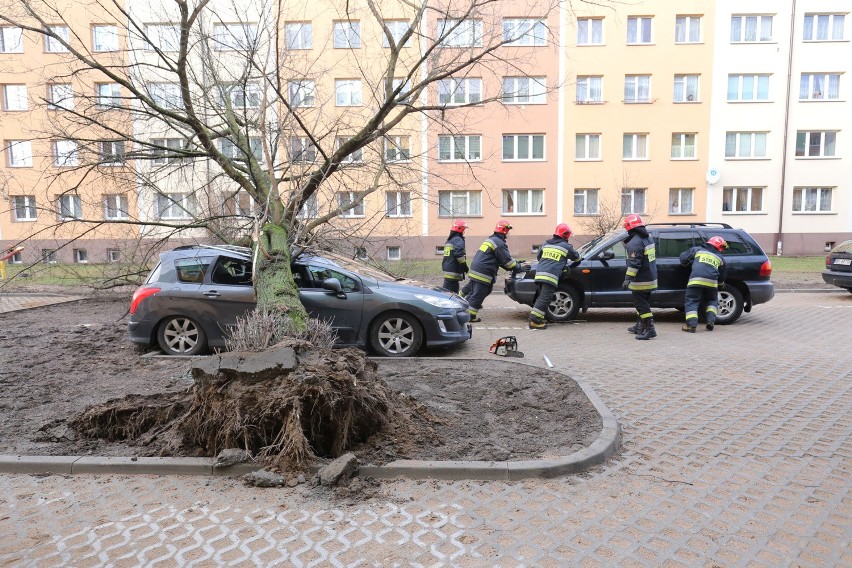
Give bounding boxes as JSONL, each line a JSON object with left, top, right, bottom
{"left": 627, "top": 317, "right": 644, "bottom": 334}
{"left": 636, "top": 318, "right": 657, "bottom": 340}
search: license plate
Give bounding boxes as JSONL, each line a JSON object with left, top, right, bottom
{"left": 835, "top": 258, "right": 852, "bottom": 265}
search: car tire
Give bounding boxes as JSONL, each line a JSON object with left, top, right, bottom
{"left": 370, "top": 311, "right": 423, "bottom": 357}
{"left": 546, "top": 287, "right": 581, "bottom": 323}
{"left": 157, "top": 315, "right": 208, "bottom": 355}
{"left": 716, "top": 286, "right": 744, "bottom": 325}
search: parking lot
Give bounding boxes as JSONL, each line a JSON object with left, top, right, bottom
{"left": 1, "top": 291, "right": 850, "bottom": 566}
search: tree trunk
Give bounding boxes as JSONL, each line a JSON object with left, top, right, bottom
{"left": 255, "top": 221, "right": 309, "bottom": 329}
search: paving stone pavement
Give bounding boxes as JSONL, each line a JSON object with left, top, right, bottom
{"left": 0, "top": 293, "right": 86, "bottom": 313}
{"left": 1, "top": 291, "right": 850, "bottom": 566}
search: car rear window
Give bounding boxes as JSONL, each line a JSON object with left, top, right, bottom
{"left": 175, "top": 257, "right": 213, "bottom": 283}
{"left": 655, "top": 232, "right": 697, "bottom": 258}
{"left": 699, "top": 232, "right": 754, "bottom": 255}
{"left": 833, "top": 240, "right": 852, "bottom": 254}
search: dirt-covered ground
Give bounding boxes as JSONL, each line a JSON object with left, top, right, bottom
{"left": 0, "top": 292, "right": 601, "bottom": 465}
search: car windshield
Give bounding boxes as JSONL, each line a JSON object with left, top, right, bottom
{"left": 294, "top": 250, "right": 400, "bottom": 282}
{"left": 577, "top": 229, "right": 626, "bottom": 256}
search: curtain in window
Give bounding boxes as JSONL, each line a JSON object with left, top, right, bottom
{"left": 689, "top": 19, "right": 701, "bottom": 42}
{"left": 502, "top": 136, "right": 514, "bottom": 160}
{"left": 468, "top": 137, "right": 481, "bottom": 160}
{"left": 727, "top": 76, "right": 739, "bottom": 100}
{"left": 760, "top": 17, "right": 772, "bottom": 40}
{"left": 532, "top": 136, "right": 544, "bottom": 159}
{"left": 820, "top": 189, "right": 832, "bottom": 210}
{"left": 588, "top": 135, "right": 599, "bottom": 158}
{"left": 750, "top": 188, "right": 762, "bottom": 211}
{"left": 590, "top": 77, "right": 601, "bottom": 101}
{"left": 681, "top": 189, "right": 693, "bottom": 213}
{"left": 736, "top": 190, "right": 748, "bottom": 212}
{"left": 638, "top": 77, "right": 649, "bottom": 101}
{"left": 828, "top": 75, "right": 840, "bottom": 99}
{"left": 803, "top": 16, "right": 814, "bottom": 40}
{"left": 518, "top": 136, "right": 529, "bottom": 159}
{"left": 832, "top": 15, "right": 844, "bottom": 40}
{"left": 799, "top": 75, "right": 810, "bottom": 99}
{"left": 755, "top": 133, "right": 767, "bottom": 157}
{"left": 825, "top": 132, "right": 836, "bottom": 156}
{"left": 744, "top": 16, "right": 757, "bottom": 41}
{"left": 725, "top": 133, "right": 737, "bottom": 157}
{"left": 757, "top": 76, "right": 769, "bottom": 99}
{"left": 573, "top": 192, "right": 584, "bottom": 214}
{"left": 730, "top": 17, "right": 742, "bottom": 41}
{"left": 531, "top": 190, "right": 543, "bottom": 213}
{"left": 816, "top": 15, "right": 829, "bottom": 40}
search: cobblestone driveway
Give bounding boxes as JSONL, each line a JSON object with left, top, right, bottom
{"left": 2, "top": 292, "right": 850, "bottom": 566}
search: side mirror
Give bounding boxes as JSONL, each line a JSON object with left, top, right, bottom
{"left": 322, "top": 277, "right": 346, "bottom": 298}
{"left": 598, "top": 249, "right": 615, "bottom": 261}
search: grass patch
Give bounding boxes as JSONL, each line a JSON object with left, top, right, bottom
{"left": 769, "top": 256, "right": 825, "bottom": 272}
{"left": 1, "top": 263, "right": 147, "bottom": 288}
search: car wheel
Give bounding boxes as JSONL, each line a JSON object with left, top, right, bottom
{"left": 716, "top": 286, "right": 744, "bottom": 325}
{"left": 546, "top": 287, "right": 581, "bottom": 323}
{"left": 370, "top": 311, "right": 423, "bottom": 357}
{"left": 157, "top": 316, "right": 207, "bottom": 355}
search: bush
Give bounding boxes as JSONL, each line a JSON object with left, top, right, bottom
{"left": 226, "top": 308, "right": 338, "bottom": 352}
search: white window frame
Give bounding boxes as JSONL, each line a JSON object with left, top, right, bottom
{"left": 622, "top": 133, "right": 648, "bottom": 160}
{"left": 57, "top": 194, "right": 82, "bottom": 220}
{"left": 438, "top": 19, "right": 483, "bottom": 47}
{"left": 576, "top": 76, "right": 603, "bottom": 103}
{"left": 502, "top": 188, "right": 544, "bottom": 215}
{"left": 45, "top": 26, "right": 69, "bottom": 52}
{"left": 671, "top": 133, "right": 696, "bottom": 160}
{"left": 335, "top": 79, "right": 362, "bottom": 106}
{"left": 674, "top": 74, "right": 699, "bottom": 102}
{"left": 287, "top": 80, "right": 315, "bottom": 107}
{"left": 151, "top": 138, "right": 188, "bottom": 164}
{"left": 53, "top": 139, "right": 79, "bottom": 167}
{"left": 799, "top": 73, "right": 840, "bottom": 101}
{"left": 289, "top": 136, "right": 317, "bottom": 163}
{"left": 157, "top": 192, "right": 193, "bottom": 219}
{"left": 3, "top": 84, "right": 28, "bottom": 111}
{"left": 675, "top": 15, "right": 701, "bottom": 43}
{"left": 107, "top": 249, "right": 121, "bottom": 263}
{"left": 386, "top": 191, "right": 412, "bottom": 217}
{"left": 722, "top": 187, "right": 764, "bottom": 213}
{"left": 438, "top": 135, "right": 482, "bottom": 162}
{"left": 726, "top": 132, "right": 768, "bottom": 159}
{"left": 438, "top": 78, "right": 482, "bottom": 106}
{"left": 144, "top": 24, "right": 180, "bottom": 52}
{"left": 213, "top": 23, "right": 257, "bottom": 51}
{"left": 730, "top": 15, "right": 773, "bottom": 43}
{"left": 149, "top": 82, "right": 182, "bottom": 109}
{"left": 13, "top": 195, "right": 37, "bottom": 221}
{"left": 727, "top": 74, "right": 770, "bottom": 101}
{"left": 333, "top": 21, "right": 361, "bottom": 49}
{"left": 96, "top": 83, "right": 121, "bottom": 108}
{"left": 803, "top": 14, "right": 845, "bottom": 41}
{"left": 669, "top": 188, "right": 694, "bottom": 214}
{"left": 92, "top": 25, "right": 118, "bottom": 52}
{"left": 621, "top": 188, "right": 646, "bottom": 214}
{"left": 335, "top": 136, "right": 363, "bottom": 163}
{"left": 576, "top": 18, "right": 603, "bottom": 46}
{"left": 216, "top": 83, "right": 261, "bottom": 109}
{"left": 792, "top": 187, "right": 833, "bottom": 213}
{"left": 573, "top": 189, "right": 599, "bottom": 215}
{"left": 99, "top": 140, "right": 126, "bottom": 165}
{"left": 296, "top": 194, "right": 318, "bottom": 219}
{"left": 42, "top": 250, "right": 58, "bottom": 264}
{"left": 104, "top": 193, "right": 129, "bottom": 219}
{"left": 624, "top": 75, "right": 651, "bottom": 103}
{"left": 502, "top": 134, "right": 545, "bottom": 161}
{"left": 503, "top": 76, "right": 546, "bottom": 104}
{"left": 795, "top": 131, "right": 837, "bottom": 158}
{"left": 386, "top": 246, "right": 402, "bottom": 261}
{"left": 438, "top": 190, "right": 482, "bottom": 217}
{"left": 382, "top": 20, "right": 410, "bottom": 48}
{"left": 627, "top": 16, "right": 653, "bottom": 44}
{"left": 7, "top": 140, "right": 32, "bottom": 167}
{"left": 48, "top": 83, "right": 74, "bottom": 110}
{"left": 285, "top": 22, "right": 312, "bottom": 50}
{"left": 575, "top": 134, "right": 601, "bottom": 160}
{"left": 0, "top": 26, "right": 24, "bottom": 53}
{"left": 338, "top": 191, "right": 366, "bottom": 218}
{"left": 503, "top": 18, "right": 547, "bottom": 46}
{"left": 220, "top": 137, "right": 263, "bottom": 163}
{"left": 74, "top": 249, "right": 88, "bottom": 264}
{"left": 384, "top": 135, "right": 411, "bottom": 162}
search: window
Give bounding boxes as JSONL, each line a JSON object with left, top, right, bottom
{"left": 149, "top": 82, "right": 181, "bottom": 109}
{"left": 92, "top": 25, "right": 118, "bottom": 51}
{"left": 3, "top": 85, "right": 27, "bottom": 111}
{"left": 793, "top": 187, "right": 833, "bottom": 212}
{"left": 338, "top": 191, "right": 365, "bottom": 217}
{"left": 151, "top": 138, "right": 188, "bottom": 164}
{"left": 573, "top": 189, "right": 599, "bottom": 215}
{"left": 502, "top": 134, "right": 544, "bottom": 161}
{"left": 623, "top": 134, "right": 648, "bottom": 160}
{"left": 656, "top": 232, "right": 696, "bottom": 258}
{"left": 576, "top": 76, "right": 602, "bottom": 103}
{"left": 211, "top": 257, "right": 252, "bottom": 286}
{"left": 297, "top": 194, "right": 318, "bottom": 219}
{"left": 220, "top": 137, "right": 263, "bottom": 162}
{"left": 723, "top": 187, "right": 763, "bottom": 212}
{"left": 157, "top": 192, "right": 193, "bottom": 219}
{"left": 333, "top": 21, "right": 361, "bottom": 48}
{"left": 438, "top": 135, "right": 481, "bottom": 161}
{"left": 795, "top": 131, "right": 836, "bottom": 158}
{"left": 42, "top": 250, "right": 58, "bottom": 264}
{"left": 577, "top": 18, "right": 603, "bottom": 45}
{"left": 53, "top": 140, "right": 79, "bottom": 167}
{"left": 674, "top": 74, "right": 699, "bottom": 102}
{"left": 799, "top": 74, "right": 840, "bottom": 101}
{"left": 503, "top": 18, "right": 546, "bottom": 46}
{"left": 13, "top": 196, "right": 37, "bottom": 221}
{"left": 104, "top": 194, "right": 129, "bottom": 219}
{"left": 435, "top": 246, "right": 445, "bottom": 256}
{"left": 96, "top": 83, "right": 121, "bottom": 108}
{"left": 335, "top": 136, "right": 363, "bottom": 163}
{"left": 48, "top": 83, "right": 74, "bottom": 110}
{"left": 387, "top": 78, "right": 411, "bottom": 103}
{"left": 74, "top": 249, "right": 88, "bottom": 264}
{"left": 386, "top": 191, "right": 411, "bottom": 217}
{"left": 803, "top": 14, "right": 845, "bottom": 41}
{"left": 57, "top": 194, "right": 82, "bottom": 220}
{"left": 502, "top": 76, "right": 546, "bottom": 104}
{"left": 624, "top": 75, "right": 650, "bottom": 103}
{"left": 0, "top": 27, "right": 23, "bottom": 53}
{"left": 107, "top": 249, "right": 121, "bottom": 263}
{"left": 382, "top": 20, "right": 410, "bottom": 48}
{"left": 6, "top": 140, "right": 32, "bottom": 167}
{"left": 216, "top": 83, "right": 261, "bottom": 109}
{"left": 213, "top": 23, "right": 257, "bottom": 51}
{"left": 289, "top": 137, "right": 317, "bottom": 163}
{"left": 100, "top": 140, "right": 125, "bottom": 165}
{"left": 675, "top": 16, "right": 701, "bottom": 43}
{"left": 335, "top": 79, "right": 362, "bottom": 106}
{"left": 285, "top": 22, "right": 312, "bottom": 49}
{"left": 384, "top": 135, "right": 411, "bottom": 162}
{"left": 621, "top": 188, "right": 646, "bottom": 214}
{"left": 727, "top": 74, "right": 770, "bottom": 101}
{"left": 387, "top": 246, "right": 401, "bottom": 261}
{"left": 175, "top": 257, "right": 212, "bottom": 283}
{"left": 502, "top": 189, "right": 544, "bottom": 215}
{"left": 730, "top": 15, "right": 773, "bottom": 42}
{"left": 627, "top": 16, "right": 652, "bottom": 44}
{"left": 669, "top": 188, "right": 694, "bottom": 214}
{"left": 144, "top": 24, "right": 180, "bottom": 51}
{"left": 45, "top": 26, "right": 69, "bottom": 52}
{"left": 575, "top": 134, "right": 601, "bottom": 160}
{"left": 287, "top": 80, "right": 315, "bottom": 107}
{"left": 222, "top": 190, "right": 255, "bottom": 217}
{"left": 725, "top": 132, "right": 768, "bottom": 158}
{"left": 437, "top": 19, "right": 482, "bottom": 47}
{"left": 438, "top": 78, "right": 482, "bottom": 106}
{"left": 438, "top": 190, "right": 482, "bottom": 216}
{"left": 671, "top": 133, "right": 696, "bottom": 159}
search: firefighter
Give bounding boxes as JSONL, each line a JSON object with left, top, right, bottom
{"left": 528, "top": 223, "right": 580, "bottom": 330}
{"left": 462, "top": 219, "right": 521, "bottom": 323}
{"left": 622, "top": 214, "right": 658, "bottom": 340}
{"left": 441, "top": 219, "right": 469, "bottom": 293}
{"left": 679, "top": 236, "right": 728, "bottom": 332}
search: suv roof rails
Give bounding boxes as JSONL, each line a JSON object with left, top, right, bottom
{"left": 646, "top": 222, "right": 733, "bottom": 229}
{"left": 172, "top": 244, "right": 253, "bottom": 257}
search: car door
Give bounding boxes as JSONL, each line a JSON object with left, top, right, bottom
{"left": 164, "top": 255, "right": 213, "bottom": 324}
{"left": 653, "top": 230, "right": 697, "bottom": 305}
{"left": 581, "top": 235, "right": 633, "bottom": 307}
{"left": 203, "top": 256, "right": 256, "bottom": 340}
{"left": 296, "top": 263, "right": 365, "bottom": 345}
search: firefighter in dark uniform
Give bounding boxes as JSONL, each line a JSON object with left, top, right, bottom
{"left": 679, "top": 236, "right": 728, "bottom": 332}
{"left": 528, "top": 223, "right": 580, "bottom": 330}
{"left": 463, "top": 219, "right": 519, "bottom": 323}
{"left": 441, "top": 219, "right": 469, "bottom": 293}
{"left": 622, "top": 214, "right": 658, "bottom": 340}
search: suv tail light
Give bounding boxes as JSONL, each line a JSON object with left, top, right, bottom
{"left": 759, "top": 260, "right": 772, "bottom": 277}
{"left": 130, "top": 286, "right": 161, "bottom": 314}
{"left": 826, "top": 254, "right": 832, "bottom": 268}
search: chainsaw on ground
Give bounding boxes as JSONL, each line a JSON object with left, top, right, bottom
{"left": 489, "top": 336, "right": 524, "bottom": 358}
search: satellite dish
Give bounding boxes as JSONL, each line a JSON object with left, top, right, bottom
{"left": 706, "top": 167, "right": 721, "bottom": 185}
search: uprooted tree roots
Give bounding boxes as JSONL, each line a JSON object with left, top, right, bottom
{"left": 71, "top": 342, "right": 393, "bottom": 470}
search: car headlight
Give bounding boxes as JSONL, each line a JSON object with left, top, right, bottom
{"left": 415, "top": 294, "right": 464, "bottom": 309}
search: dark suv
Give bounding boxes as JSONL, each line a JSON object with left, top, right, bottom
{"left": 505, "top": 223, "right": 774, "bottom": 325}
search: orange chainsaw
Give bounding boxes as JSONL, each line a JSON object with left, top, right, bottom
{"left": 489, "top": 336, "right": 524, "bottom": 358}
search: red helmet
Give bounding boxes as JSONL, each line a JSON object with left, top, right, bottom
{"left": 554, "top": 223, "right": 572, "bottom": 239}
{"left": 451, "top": 219, "right": 469, "bottom": 233}
{"left": 623, "top": 214, "right": 645, "bottom": 231}
{"left": 494, "top": 219, "right": 512, "bottom": 234}
{"left": 707, "top": 236, "right": 729, "bottom": 252}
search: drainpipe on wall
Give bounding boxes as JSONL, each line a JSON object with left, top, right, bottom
{"left": 776, "top": 0, "right": 797, "bottom": 256}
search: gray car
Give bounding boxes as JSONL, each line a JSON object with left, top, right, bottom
{"left": 128, "top": 245, "right": 472, "bottom": 356}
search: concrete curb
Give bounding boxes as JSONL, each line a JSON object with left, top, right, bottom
{"left": 775, "top": 288, "right": 843, "bottom": 293}
{"left": 0, "top": 360, "right": 620, "bottom": 481}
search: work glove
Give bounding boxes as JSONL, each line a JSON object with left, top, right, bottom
{"left": 520, "top": 263, "right": 532, "bottom": 272}
{"left": 621, "top": 279, "right": 632, "bottom": 290}
{"left": 461, "top": 264, "right": 469, "bottom": 273}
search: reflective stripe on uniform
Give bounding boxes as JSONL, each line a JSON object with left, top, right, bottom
{"left": 625, "top": 267, "right": 639, "bottom": 277}
{"left": 629, "top": 279, "right": 658, "bottom": 291}
{"left": 534, "top": 272, "right": 559, "bottom": 286}
{"left": 530, "top": 307, "right": 546, "bottom": 319}
{"left": 687, "top": 277, "right": 718, "bottom": 288}
{"left": 443, "top": 272, "right": 464, "bottom": 280}
{"left": 469, "top": 270, "right": 492, "bottom": 283}
{"left": 639, "top": 311, "right": 653, "bottom": 319}
{"left": 479, "top": 240, "right": 496, "bottom": 253}
{"left": 706, "top": 306, "right": 718, "bottom": 314}
{"left": 685, "top": 311, "right": 698, "bottom": 321}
